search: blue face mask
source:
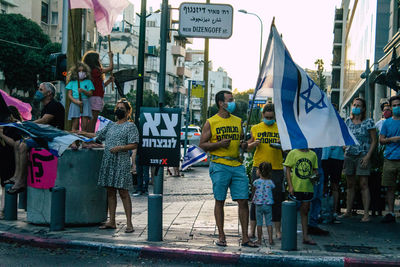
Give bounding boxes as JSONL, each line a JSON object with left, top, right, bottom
{"left": 225, "top": 102, "right": 236, "bottom": 113}
{"left": 352, "top": 107, "right": 361, "bottom": 115}
{"left": 263, "top": 118, "right": 275, "bottom": 126}
{"left": 393, "top": 106, "right": 400, "bottom": 116}
{"left": 34, "top": 91, "right": 45, "bottom": 101}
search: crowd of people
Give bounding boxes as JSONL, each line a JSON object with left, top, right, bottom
{"left": 0, "top": 79, "right": 399, "bottom": 243}
{"left": 200, "top": 90, "right": 400, "bottom": 247}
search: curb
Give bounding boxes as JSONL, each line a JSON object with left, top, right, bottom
{"left": 0, "top": 231, "right": 399, "bottom": 266}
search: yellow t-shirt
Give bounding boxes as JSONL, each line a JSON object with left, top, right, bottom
{"left": 208, "top": 114, "right": 242, "bottom": 167}
{"left": 283, "top": 149, "right": 318, "bottom": 193}
{"left": 251, "top": 122, "right": 283, "bottom": 169}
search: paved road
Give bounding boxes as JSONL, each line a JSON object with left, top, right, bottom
{"left": 0, "top": 242, "right": 226, "bottom": 267}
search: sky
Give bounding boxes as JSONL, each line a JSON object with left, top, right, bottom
{"left": 129, "top": 0, "right": 342, "bottom": 91}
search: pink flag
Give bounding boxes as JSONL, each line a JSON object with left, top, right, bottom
{"left": 0, "top": 89, "right": 32, "bottom": 120}
{"left": 69, "top": 0, "right": 129, "bottom": 36}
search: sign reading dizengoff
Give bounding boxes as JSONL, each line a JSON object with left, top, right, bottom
{"left": 178, "top": 3, "right": 233, "bottom": 39}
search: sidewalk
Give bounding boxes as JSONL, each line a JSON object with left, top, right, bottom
{"left": 0, "top": 166, "right": 400, "bottom": 266}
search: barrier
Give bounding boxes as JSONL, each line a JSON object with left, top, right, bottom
{"left": 27, "top": 148, "right": 107, "bottom": 225}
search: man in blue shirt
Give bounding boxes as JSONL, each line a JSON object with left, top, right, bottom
{"left": 379, "top": 95, "right": 400, "bottom": 223}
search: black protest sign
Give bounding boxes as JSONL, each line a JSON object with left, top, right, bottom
{"left": 139, "top": 107, "right": 181, "bottom": 167}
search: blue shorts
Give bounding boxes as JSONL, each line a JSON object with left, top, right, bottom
{"left": 209, "top": 161, "right": 249, "bottom": 201}
{"left": 255, "top": 204, "right": 273, "bottom": 226}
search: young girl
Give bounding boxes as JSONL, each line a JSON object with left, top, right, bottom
{"left": 252, "top": 161, "right": 275, "bottom": 246}
{"left": 82, "top": 50, "right": 114, "bottom": 133}
{"left": 66, "top": 62, "right": 95, "bottom": 132}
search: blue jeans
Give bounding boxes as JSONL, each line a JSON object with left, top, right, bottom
{"left": 309, "top": 167, "right": 324, "bottom": 227}
{"left": 136, "top": 157, "right": 149, "bottom": 192}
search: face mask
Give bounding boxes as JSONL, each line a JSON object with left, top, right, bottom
{"left": 383, "top": 110, "right": 392, "bottom": 119}
{"left": 34, "top": 91, "right": 45, "bottom": 101}
{"left": 263, "top": 118, "right": 275, "bottom": 126}
{"left": 78, "top": 71, "right": 86, "bottom": 80}
{"left": 352, "top": 107, "right": 361, "bottom": 115}
{"left": 115, "top": 109, "right": 126, "bottom": 120}
{"left": 393, "top": 106, "right": 400, "bottom": 116}
{"left": 224, "top": 102, "right": 236, "bottom": 113}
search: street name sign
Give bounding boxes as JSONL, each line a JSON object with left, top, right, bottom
{"left": 178, "top": 2, "right": 233, "bottom": 39}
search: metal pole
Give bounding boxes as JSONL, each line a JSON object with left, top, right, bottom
{"left": 148, "top": 194, "right": 163, "bottom": 241}
{"left": 135, "top": 0, "right": 146, "bottom": 128}
{"left": 50, "top": 187, "right": 66, "bottom": 231}
{"left": 148, "top": 0, "right": 168, "bottom": 242}
{"left": 4, "top": 184, "right": 17, "bottom": 220}
{"left": 281, "top": 201, "right": 297, "bottom": 251}
{"left": 158, "top": 0, "right": 168, "bottom": 107}
{"left": 365, "top": 59, "right": 371, "bottom": 118}
{"left": 184, "top": 80, "right": 191, "bottom": 157}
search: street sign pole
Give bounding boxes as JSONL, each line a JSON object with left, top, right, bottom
{"left": 184, "top": 80, "right": 192, "bottom": 157}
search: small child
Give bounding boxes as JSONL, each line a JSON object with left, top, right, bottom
{"left": 252, "top": 161, "right": 275, "bottom": 246}
{"left": 66, "top": 62, "right": 95, "bottom": 132}
{"left": 283, "top": 148, "right": 319, "bottom": 245}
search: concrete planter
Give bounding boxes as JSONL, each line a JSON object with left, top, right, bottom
{"left": 27, "top": 148, "right": 107, "bottom": 225}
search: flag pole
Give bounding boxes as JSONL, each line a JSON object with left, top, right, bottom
{"left": 243, "top": 17, "right": 275, "bottom": 144}
{"left": 108, "top": 35, "right": 114, "bottom": 91}
{"left": 77, "top": 79, "right": 83, "bottom": 114}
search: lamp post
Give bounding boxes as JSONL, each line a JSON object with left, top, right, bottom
{"left": 238, "top": 9, "right": 263, "bottom": 70}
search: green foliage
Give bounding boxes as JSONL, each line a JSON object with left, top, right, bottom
{"left": 0, "top": 14, "right": 58, "bottom": 96}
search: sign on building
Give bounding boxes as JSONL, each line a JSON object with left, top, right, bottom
{"left": 191, "top": 80, "right": 205, "bottom": 98}
{"left": 178, "top": 3, "right": 233, "bottom": 39}
{"left": 139, "top": 107, "right": 182, "bottom": 167}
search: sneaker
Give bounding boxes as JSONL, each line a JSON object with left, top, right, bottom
{"left": 381, "top": 213, "right": 396, "bottom": 223}
{"left": 308, "top": 225, "right": 329, "bottom": 236}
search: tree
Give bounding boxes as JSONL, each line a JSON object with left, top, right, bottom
{"left": 0, "top": 14, "right": 57, "bottom": 96}
{"left": 314, "top": 59, "right": 327, "bottom": 92}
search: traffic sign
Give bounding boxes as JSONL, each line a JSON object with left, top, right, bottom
{"left": 178, "top": 3, "right": 233, "bottom": 39}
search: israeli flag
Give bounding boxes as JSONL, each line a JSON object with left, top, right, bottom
{"left": 181, "top": 145, "right": 207, "bottom": 171}
{"left": 253, "top": 22, "right": 357, "bottom": 150}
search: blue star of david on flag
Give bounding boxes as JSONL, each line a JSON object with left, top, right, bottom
{"left": 300, "top": 76, "right": 327, "bottom": 114}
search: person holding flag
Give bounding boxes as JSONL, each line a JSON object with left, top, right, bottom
{"left": 199, "top": 90, "right": 257, "bottom": 248}
{"left": 247, "top": 103, "right": 284, "bottom": 240}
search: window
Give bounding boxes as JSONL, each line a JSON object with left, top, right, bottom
{"left": 87, "top": 31, "right": 90, "bottom": 42}
{"left": 51, "top": 11, "right": 58, "bottom": 25}
{"left": 41, "top": 2, "right": 49, "bottom": 23}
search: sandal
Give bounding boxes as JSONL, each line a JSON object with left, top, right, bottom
{"left": 99, "top": 223, "right": 116, "bottom": 230}
{"left": 303, "top": 239, "right": 317, "bottom": 245}
{"left": 7, "top": 186, "right": 26, "bottom": 195}
{"left": 361, "top": 217, "right": 371, "bottom": 222}
{"left": 241, "top": 241, "right": 258, "bottom": 248}
{"left": 125, "top": 227, "right": 134, "bottom": 233}
{"left": 215, "top": 239, "right": 227, "bottom": 247}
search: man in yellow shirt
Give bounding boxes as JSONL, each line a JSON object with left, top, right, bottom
{"left": 200, "top": 90, "right": 256, "bottom": 248}
{"left": 247, "top": 103, "right": 284, "bottom": 239}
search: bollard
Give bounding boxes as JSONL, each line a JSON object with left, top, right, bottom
{"left": 281, "top": 200, "right": 297, "bottom": 251}
{"left": 4, "top": 184, "right": 18, "bottom": 220}
{"left": 148, "top": 194, "right": 162, "bottom": 241}
{"left": 50, "top": 187, "right": 66, "bottom": 231}
{"left": 153, "top": 167, "right": 163, "bottom": 195}
{"left": 18, "top": 190, "right": 27, "bottom": 211}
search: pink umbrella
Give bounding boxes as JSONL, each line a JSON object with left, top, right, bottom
{"left": 0, "top": 89, "right": 32, "bottom": 120}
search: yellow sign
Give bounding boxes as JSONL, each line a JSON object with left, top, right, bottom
{"left": 191, "top": 81, "right": 205, "bottom": 98}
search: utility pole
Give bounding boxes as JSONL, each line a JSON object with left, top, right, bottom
{"left": 135, "top": 0, "right": 146, "bottom": 128}
{"left": 201, "top": 0, "right": 210, "bottom": 126}
{"left": 65, "top": 8, "right": 82, "bottom": 130}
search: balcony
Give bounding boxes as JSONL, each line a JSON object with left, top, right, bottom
{"left": 177, "top": 66, "right": 192, "bottom": 78}
{"left": 185, "top": 52, "right": 192, "bottom": 62}
{"left": 171, "top": 45, "right": 185, "bottom": 57}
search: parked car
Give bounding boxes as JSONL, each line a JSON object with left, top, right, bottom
{"left": 181, "top": 125, "right": 201, "bottom": 146}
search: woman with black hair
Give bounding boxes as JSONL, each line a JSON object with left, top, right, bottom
{"left": 78, "top": 98, "right": 138, "bottom": 233}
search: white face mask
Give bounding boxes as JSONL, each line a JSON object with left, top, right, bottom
{"left": 78, "top": 71, "right": 86, "bottom": 80}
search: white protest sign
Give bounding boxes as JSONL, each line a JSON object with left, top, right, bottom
{"left": 178, "top": 3, "right": 233, "bottom": 39}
